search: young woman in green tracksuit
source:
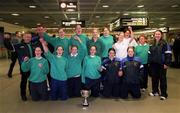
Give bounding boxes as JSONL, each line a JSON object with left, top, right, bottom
{"left": 135, "top": 34, "right": 149, "bottom": 91}
{"left": 66, "top": 36, "right": 86, "bottom": 97}
{"left": 21, "top": 47, "right": 49, "bottom": 101}
{"left": 41, "top": 39, "right": 68, "bottom": 101}
{"left": 82, "top": 45, "right": 102, "bottom": 97}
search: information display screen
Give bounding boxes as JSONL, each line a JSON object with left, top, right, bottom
{"left": 121, "top": 18, "right": 148, "bottom": 27}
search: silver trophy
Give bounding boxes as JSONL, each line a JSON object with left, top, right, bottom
{"left": 81, "top": 90, "right": 91, "bottom": 107}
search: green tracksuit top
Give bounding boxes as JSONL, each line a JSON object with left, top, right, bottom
{"left": 82, "top": 55, "right": 101, "bottom": 83}
{"left": 87, "top": 38, "right": 104, "bottom": 57}
{"left": 44, "top": 51, "right": 68, "bottom": 81}
{"left": 21, "top": 57, "right": 49, "bottom": 83}
{"left": 100, "top": 35, "right": 114, "bottom": 58}
{"left": 69, "top": 34, "right": 89, "bottom": 55}
{"left": 43, "top": 33, "right": 70, "bottom": 57}
{"left": 135, "top": 43, "right": 150, "bottom": 64}
{"left": 66, "top": 43, "right": 86, "bottom": 78}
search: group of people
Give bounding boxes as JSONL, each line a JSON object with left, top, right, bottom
{"left": 3, "top": 25, "right": 172, "bottom": 102}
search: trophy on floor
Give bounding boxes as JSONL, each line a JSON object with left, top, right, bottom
{"left": 81, "top": 90, "right": 91, "bottom": 107}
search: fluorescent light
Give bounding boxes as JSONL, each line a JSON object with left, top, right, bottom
{"left": 137, "top": 5, "right": 144, "bottom": 8}
{"left": 29, "top": 5, "right": 36, "bottom": 8}
{"left": 70, "top": 17, "right": 76, "bottom": 20}
{"left": 171, "top": 5, "right": 179, "bottom": 8}
{"left": 96, "top": 16, "right": 100, "bottom": 18}
{"left": 37, "top": 23, "right": 41, "bottom": 26}
{"left": 123, "top": 13, "right": 129, "bottom": 16}
{"left": 116, "top": 11, "right": 120, "bottom": 14}
{"left": 102, "top": 5, "right": 109, "bottom": 8}
{"left": 11, "top": 13, "right": 20, "bottom": 16}
{"left": 44, "top": 16, "right": 49, "bottom": 19}
{"left": 160, "top": 18, "right": 166, "bottom": 20}
{"left": 14, "top": 22, "right": 19, "bottom": 25}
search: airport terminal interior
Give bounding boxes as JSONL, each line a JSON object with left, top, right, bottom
{"left": 0, "top": 0, "right": 180, "bottom": 113}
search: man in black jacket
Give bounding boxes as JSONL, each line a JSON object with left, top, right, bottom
{"left": 4, "top": 32, "right": 42, "bottom": 101}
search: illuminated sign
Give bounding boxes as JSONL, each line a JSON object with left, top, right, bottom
{"left": 61, "top": 20, "right": 85, "bottom": 27}
{"left": 59, "top": 1, "right": 77, "bottom": 11}
{"left": 121, "top": 18, "right": 148, "bottom": 27}
{"left": 110, "top": 18, "right": 120, "bottom": 31}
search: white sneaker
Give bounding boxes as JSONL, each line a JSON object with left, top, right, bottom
{"left": 160, "top": 96, "right": 166, "bottom": 100}
{"left": 141, "top": 88, "right": 146, "bottom": 92}
{"left": 149, "top": 92, "right": 159, "bottom": 96}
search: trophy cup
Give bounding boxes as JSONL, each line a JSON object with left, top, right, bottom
{"left": 81, "top": 90, "right": 91, "bottom": 107}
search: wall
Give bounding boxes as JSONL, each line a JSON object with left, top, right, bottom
{"left": 0, "top": 21, "right": 30, "bottom": 33}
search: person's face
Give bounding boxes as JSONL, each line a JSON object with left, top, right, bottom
{"left": 90, "top": 46, "right": 96, "bottom": 55}
{"left": 71, "top": 46, "right": 78, "bottom": 55}
{"left": 127, "top": 48, "right": 134, "bottom": 57}
{"left": 92, "top": 29, "right": 99, "bottom": 38}
{"left": 23, "top": 33, "right": 32, "bottom": 43}
{"left": 139, "top": 36, "right": 146, "bottom": 45}
{"left": 118, "top": 32, "right": 124, "bottom": 41}
{"left": 154, "top": 31, "right": 162, "bottom": 41}
{"left": 16, "top": 32, "right": 21, "bottom": 38}
{"left": 4, "top": 34, "right": 11, "bottom": 38}
{"left": 108, "top": 50, "right": 116, "bottom": 58}
{"left": 56, "top": 46, "right": 63, "bottom": 56}
{"left": 75, "top": 25, "right": 82, "bottom": 35}
{"left": 124, "top": 30, "right": 130, "bottom": 38}
{"left": 103, "top": 28, "right": 109, "bottom": 36}
{"left": 35, "top": 47, "right": 42, "bottom": 57}
{"left": 59, "top": 29, "right": 65, "bottom": 38}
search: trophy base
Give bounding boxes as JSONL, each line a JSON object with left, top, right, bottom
{"left": 82, "top": 103, "right": 89, "bottom": 107}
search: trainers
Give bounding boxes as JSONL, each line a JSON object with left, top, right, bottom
{"left": 141, "top": 88, "right": 146, "bottom": 92}
{"left": 149, "top": 92, "right": 159, "bottom": 96}
{"left": 21, "top": 95, "right": 27, "bottom": 101}
{"left": 160, "top": 96, "right": 166, "bottom": 100}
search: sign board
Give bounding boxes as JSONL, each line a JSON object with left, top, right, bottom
{"left": 121, "top": 18, "right": 148, "bottom": 27}
{"left": 59, "top": 1, "right": 77, "bottom": 11}
{"left": 61, "top": 20, "right": 85, "bottom": 27}
{"left": 110, "top": 18, "right": 120, "bottom": 31}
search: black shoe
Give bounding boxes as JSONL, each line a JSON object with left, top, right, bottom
{"left": 21, "top": 96, "right": 27, "bottom": 101}
{"left": 7, "top": 74, "right": 12, "bottom": 78}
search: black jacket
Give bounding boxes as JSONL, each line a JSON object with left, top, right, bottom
{"left": 148, "top": 39, "right": 172, "bottom": 66}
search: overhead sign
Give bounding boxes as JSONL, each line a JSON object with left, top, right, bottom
{"left": 59, "top": 1, "right": 77, "bottom": 12}
{"left": 110, "top": 18, "right": 120, "bottom": 31}
{"left": 121, "top": 18, "right": 148, "bottom": 27}
{"left": 61, "top": 20, "right": 85, "bottom": 27}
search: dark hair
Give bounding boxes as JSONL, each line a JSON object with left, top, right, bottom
{"left": 56, "top": 45, "right": 64, "bottom": 51}
{"left": 154, "top": 30, "right": 163, "bottom": 35}
{"left": 90, "top": 45, "right": 97, "bottom": 50}
{"left": 108, "top": 48, "right": 116, "bottom": 54}
{"left": 71, "top": 45, "right": 78, "bottom": 49}
{"left": 15, "top": 31, "right": 20, "bottom": 35}
{"left": 127, "top": 46, "right": 135, "bottom": 52}
{"left": 124, "top": 28, "right": 131, "bottom": 34}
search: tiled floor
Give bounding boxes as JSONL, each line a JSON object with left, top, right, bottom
{"left": 0, "top": 59, "right": 180, "bottom": 113}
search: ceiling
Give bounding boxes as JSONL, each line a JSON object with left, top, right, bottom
{"left": 0, "top": 0, "right": 180, "bottom": 29}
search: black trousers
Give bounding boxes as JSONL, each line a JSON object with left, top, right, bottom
{"left": 67, "top": 77, "right": 81, "bottom": 97}
{"left": 121, "top": 81, "right": 141, "bottom": 99}
{"left": 29, "top": 81, "right": 48, "bottom": 101}
{"left": 20, "top": 69, "right": 30, "bottom": 97}
{"left": 7, "top": 52, "right": 17, "bottom": 76}
{"left": 140, "top": 64, "right": 148, "bottom": 89}
{"left": 84, "top": 77, "right": 100, "bottom": 97}
{"left": 103, "top": 81, "right": 120, "bottom": 98}
{"left": 150, "top": 63, "right": 168, "bottom": 97}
